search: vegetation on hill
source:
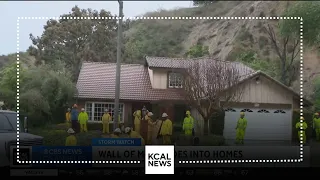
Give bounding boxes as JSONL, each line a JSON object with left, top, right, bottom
{"left": 0, "top": 1, "right": 319, "bottom": 126}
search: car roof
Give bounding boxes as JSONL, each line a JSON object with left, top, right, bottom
{"left": 0, "top": 110, "right": 16, "bottom": 114}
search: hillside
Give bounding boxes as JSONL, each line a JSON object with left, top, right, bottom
{"left": 0, "top": 52, "right": 35, "bottom": 69}
{"left": 124, "top": 1, "right": 320, "bottom": 98}
{"left": 0, "top": 1, "right": 318, "bottom": 99}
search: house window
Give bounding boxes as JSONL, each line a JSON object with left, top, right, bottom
{"left": 85, "top": 102, "right": 124, "bottom": 123}
{"left": 225, "top": 108, "right": 236, "bottom": 112}
{"left": 240, "top": 109, "right": 253, "bottom": 112}
{"left": 168, "top": 72, "right": 183, "bottom": 88}
{"left": 257, "top": 109, "right": 270, "bottom": 113}
{"left": 274, "top": 110, "right": 286, "bottom": 114}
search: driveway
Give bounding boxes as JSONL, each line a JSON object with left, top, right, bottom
{"left": 310, "top": 140, "right": 320, "bottom": 167}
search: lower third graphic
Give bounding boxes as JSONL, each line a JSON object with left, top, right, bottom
{"left": 145, "top": 145, "right": 174, "bottom": 174}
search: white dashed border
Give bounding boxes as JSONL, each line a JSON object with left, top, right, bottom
{"left": 16, "top": 16, "right": 303, "bottom": 164}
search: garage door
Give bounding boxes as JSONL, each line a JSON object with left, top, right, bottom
{"left": 223, "top": 107, "right": 292, "bottom": 141}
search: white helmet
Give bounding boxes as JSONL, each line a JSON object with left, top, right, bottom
{"left": 67, "top": 128, "right": 75, "bottom": 134}
{"left": 147, "top": 112, "right": 154, "bottom": 116}
{"left": 81, "top": 108, "right": 85, "bottom": 111}
{"left": 114, "top": 128, "right": 121, "bottom": 133}
{"left": 162, "top": 113, "right": 168, "bottom": 118}
{"left": 124, "top": 127, "right": 132, "bottom": 133}
{"left": 105, "top": 109, "right": 108, "bottom": 112}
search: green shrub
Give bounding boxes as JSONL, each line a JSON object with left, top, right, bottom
{"left": 30, "top": 126, "right": 101, "bottom": 146}
{"left": 30, "top": 129, "right": 67, "bottom": 146}
{"left": 292, "top": 110, "right": 313, "bottom": 142}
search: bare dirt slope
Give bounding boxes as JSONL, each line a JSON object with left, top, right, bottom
{"left": 137, "top": 1, "right": 319, "bottom": 98}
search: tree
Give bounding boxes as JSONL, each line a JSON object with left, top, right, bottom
{"left": 28, "top": 6, "right": 119, "bottom": 81}
{"left": 124, "top": 20, "right": 190, "bottom": 63}
{"left": 0, "top": 63, "right": 23, "bottom": 109}
{"left": 0, "top": 61, "right": 76, "bottom": 126}
{"left": 237, "top": 51, "right": 279, "bottom": 79}
{"left": 313, "top": 77, "right": 320, "bottom": 111}
{"left": 19, "top": 63, "right": 76, "bottom": 125}
{"left": 264, "top": 23, "right": 299, "bottom": 86}
{"left": 280, "top": 2, "right": 320, "bottom": 48}
{"left": 185, "top": 45, "right": 209, "bottom": 58}
{"left": 181, "top": 59, "right": 247, "bottom": 135}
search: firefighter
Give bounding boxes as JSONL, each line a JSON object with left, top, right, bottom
{"left": 65, "top": 128, "right": 77, "bottom": 146}
{"left": 152, "top": 118, "right": 163, "bottom": 145}
{"left": 183, "top": 110, "right": 194, "bottom": 136}
{"left": 102, "top": 109, "right": 111, "bottom": 134}
{"left": 183, "top": 110, "right": 194, "bottom": 145}
{"left": 295, "top": 117, "right": 308, "bottom": 144}
{"left": 146, "top": 112, "right": 155, "bottom": 144}
{"left": 78, "top": 108, "right": 89, "bottom": 132}
{"left": 133, "top": 110, "right": 142, "bottom": 134}
{"left": 159, "top": 113, "right": 173, "bottom": 145}
{"left": 235, "top": 112, "right": 247, "bottom": 145}
{"left": 110, "top": 128, "right": 121, "bottom": 138}
{"left": 66, "top": 108, "right": 71, "bottom": 128}
{"left": 313, "top": 113, "right": 320, "bottom": 141}
{"left": 125, "top": 127, "right": 145, "bottom": 145}
{"left": 71, "top": 104, "right": 79, "bottom": 133}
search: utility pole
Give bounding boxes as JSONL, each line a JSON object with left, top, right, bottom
{"left": 114, "top": 0, "right": 123, "bottom": 130}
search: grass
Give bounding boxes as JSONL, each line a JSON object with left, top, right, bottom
{"left": 29, "top": 123, "right": 226, "bottom": 146}
{"left": 29, "top": 123, "right": 102, "bottom": 146}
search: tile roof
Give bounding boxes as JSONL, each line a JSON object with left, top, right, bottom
{"left": 77, "top": 57, "right": 311, "bottom": 105}
{"left": 146, "top": 56, "right": 255, "bottom": 79}
{"left": 76, "top": 62, "right": 184, "bottom": 101}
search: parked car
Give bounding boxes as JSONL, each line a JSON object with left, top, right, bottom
{"left": 0, "top": 110, "right": 43, "bottom": 167}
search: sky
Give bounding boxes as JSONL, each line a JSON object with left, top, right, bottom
{"left": 0, "top": 1, "right": 193, "bottom": 55}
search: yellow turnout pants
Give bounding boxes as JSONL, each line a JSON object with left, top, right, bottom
{"left": 135, "top": 124, "right": 140, "bottom": 133}
{"left": 162, "top": 135, "right": 171, "bottom": 145}
{"left": 298, "top": 130, "right": 306, "bottom": 143}
{"left": 236, "top": 129, "right": 245, "bottom": 144}
{"left": 80, "top": 123, "right": 87, "bottom": 132}
{"left": 102, "top": 123, "right": 109, "bottom": 134}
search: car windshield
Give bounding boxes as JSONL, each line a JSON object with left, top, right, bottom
{"left": 0, "top": 112, "right": 19, "bottom": 132}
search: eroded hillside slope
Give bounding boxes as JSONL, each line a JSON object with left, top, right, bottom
{"left": 125, "top": 1, "right": 319, "bottom": 98}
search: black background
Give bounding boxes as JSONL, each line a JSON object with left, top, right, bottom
{"left": 3, "top": 167, "right": 317, "bottom": 176}
{"left": 12, "top": 148, "right": 31, "bottom": 166}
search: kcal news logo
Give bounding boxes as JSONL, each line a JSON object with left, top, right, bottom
{"left": 145, "top": 146, "right": 175, "bottom": 174}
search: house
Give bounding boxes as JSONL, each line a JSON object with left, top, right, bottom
{"left": 76, "top": 56, "right": 312, "bottom": 143}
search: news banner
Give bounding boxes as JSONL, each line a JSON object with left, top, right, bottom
{"left": 9, "top": 138, "right": 312, "bottom": 176}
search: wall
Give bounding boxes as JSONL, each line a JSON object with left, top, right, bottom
{"left": 237, "top": 76, "right": 293, "bottom": 104}
{"left": 191, "top": 108, "right": 206, "bottom": 136}
{"left": 151, "top": 69, "right": 168, "bottom": 89}
{"left": 191, "top": 76, "right": 296, "bottom": 135}
{"left": 147, "top": 67, "right": 154, "bottom": 87}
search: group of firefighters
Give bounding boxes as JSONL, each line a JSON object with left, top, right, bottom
{"left": 65, "top": 104, "right": 196, "bottom": 146}
{"left": 235, "top": 111, "right": 320, "bottom": 145}
{"left": 64, "top": 103, "right": 320, "bottom": 146}
{"left": 296, "top": 112, "right": 320, "bottom": 144}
